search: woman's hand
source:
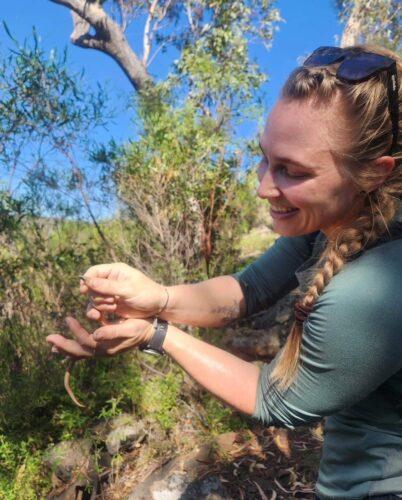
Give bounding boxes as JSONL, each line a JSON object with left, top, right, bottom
{"left": 80, "top": 263, "right": 167, "bottom": 321}
{"left": 46, "top": 316, "right": 154, "bottom": 360}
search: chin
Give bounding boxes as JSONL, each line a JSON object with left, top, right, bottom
{"left": 273, "top": 223, "right": 307, "bottom": 237}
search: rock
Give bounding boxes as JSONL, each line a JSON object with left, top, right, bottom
{"left": 127, "top": 445, "right": 232, "bottom": 499}
{"left": 44, "top": 439, "right": 95, "bottom": 485}
{"left": 250, "top": 294, "right": 295, "bottom": 332}
{"left": 109, "top": 413, "right": 137, "bottom": 428}
{"left": 105, "top": 413, "right": 146, "bottom": 456}
{"left": 224, "top": 326, "right": 281, "bottom": 359}
{"left": 150, "top": 472, "right": 229, "bottom": 500}
{"left": 92, "top": 420, "right": 109, "bottom": 440}
{"left": 223, "top": 293, "right": 296, "bottom": 360}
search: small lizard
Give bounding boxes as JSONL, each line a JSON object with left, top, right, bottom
{"left": 62, "top": 275, "right": 109, "bottom": 408}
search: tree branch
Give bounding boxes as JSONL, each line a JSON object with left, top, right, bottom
{"left": 143, "top": 0, "right": 159, "bottom": 66}
{"left": 50, "top": 0, "right": 153, "bottom": 92}
{"left": 117, "top": 0, "right": 128, "bottom": 32}
{"left": 70, "top": 10, "right": 91, "bottom": 42}
{"left": 185, "top": 1, "right": 196, "bottom": 34}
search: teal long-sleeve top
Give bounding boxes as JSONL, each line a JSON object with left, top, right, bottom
{"left": 233, "top": 214, "right": 402, "bottom": 499}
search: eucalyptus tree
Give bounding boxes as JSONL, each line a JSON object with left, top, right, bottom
{"left": 49, "top": 1, "right": 280, "bottom": 91}
{"left": 50, "top": 1, "right": 282, "bottom": 279}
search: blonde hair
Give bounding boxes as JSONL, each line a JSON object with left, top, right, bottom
{"left": 271, "top": 45, "right": 402, "bottom": 389}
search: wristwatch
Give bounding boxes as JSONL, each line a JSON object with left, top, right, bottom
{"left": 140, "top": 318, "right": 168, "bottom": 356}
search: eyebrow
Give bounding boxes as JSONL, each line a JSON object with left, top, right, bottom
{"left": 258, "top": 141, "right": 314, "bottom": 171}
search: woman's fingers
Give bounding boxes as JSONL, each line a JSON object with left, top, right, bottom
{"left": 82, "top": 263, "right": 119, "bottom": 280}
{"left": 47, "top": 317, "right": 150, "bottom": 359}
{"left": 91, "top": 295, "right": 116, "bottom": 305}
{"left": 82, "top": 277, "right": 127, "bottom": 297}
{"left": 46, "top": 334, "right": 93, "bottom": 359}
{"left": 79, "top": 264, "right": 115, "bottom": 293}
{"left": 65, "top": 316, "right": 97, "bottom": 349}
{"left": 93, "top": 324, "right": 127, "bottom": 341}
{"left": 88, "top": 302, "right": 117, "bottom": 312}
{"left": 93, "top": 319, "right": 152, "bottom": 343}
{"left": 102, "top": 338, "right": 135, "bottom": 356}
{"left": 86, "top": 305, "right": 101, "bottom": 321}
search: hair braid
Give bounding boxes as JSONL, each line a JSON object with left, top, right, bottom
{"left": 271, "top": 44, "right": 401, "bottom": 389}
{"left": 272, "top": 191, "right": 397, "bottom": 389}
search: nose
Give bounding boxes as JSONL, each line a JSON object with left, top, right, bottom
{"left": 257, "top": 163, "right": 281, "bottom": 199}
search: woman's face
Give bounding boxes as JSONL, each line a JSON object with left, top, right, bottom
{"left": 258, "top": 99, "right": 362, "bottom": 237}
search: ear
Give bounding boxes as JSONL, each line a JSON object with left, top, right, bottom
{"left": 368, "top": 156, "right": 395, "bottom": 191}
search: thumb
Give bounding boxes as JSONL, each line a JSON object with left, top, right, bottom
{"left": 84, "top": 277, "right": 127, "bottom": 297}
{"left": 92, "top": 325, "right": 122, "bottom": 341}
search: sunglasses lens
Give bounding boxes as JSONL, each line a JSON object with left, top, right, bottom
{"left": 338, "top": 53, "right": 395, "bottom": 81}
{"left": 304, "top": 46, "right": 345, "bottom": 67}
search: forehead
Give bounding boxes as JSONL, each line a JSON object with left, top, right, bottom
{"left": 262, "top": 99, "right": 341, "bottom": 165}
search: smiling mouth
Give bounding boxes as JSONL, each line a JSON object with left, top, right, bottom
{"left": 270, "top": 204, "right": 299, "bottom": 214}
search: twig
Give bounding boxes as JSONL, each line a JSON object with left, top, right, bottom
{"left": 253, "top": 481, "right": 268, "bottom": 500}
{"left": 273, "top": 478, "right": 290, "bottom": 494}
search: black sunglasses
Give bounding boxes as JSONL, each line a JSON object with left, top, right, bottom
{"left": 303, "top": 46, "right": 399, "bottom": 155}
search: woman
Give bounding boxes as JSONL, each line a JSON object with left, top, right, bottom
{"left": 47, "top": 45, "right": 402, "bottom": 499}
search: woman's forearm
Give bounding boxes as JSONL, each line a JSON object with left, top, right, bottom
{"left": 163, "top": 323, "right": 260, "bottom": 415}
{"left": 161, "top": 275, "right": 246, "bottom": 328}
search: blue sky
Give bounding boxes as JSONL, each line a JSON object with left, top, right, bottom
{"left": 1, "top": 1, "right": 344, "bottom": 145}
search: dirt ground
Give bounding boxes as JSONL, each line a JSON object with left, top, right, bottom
{"left": 102, "top": 422, "right": 323, "bottom": 499}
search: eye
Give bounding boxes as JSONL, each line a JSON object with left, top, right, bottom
{"left": 278, "top": 165, "right": 310, "bottom": 179}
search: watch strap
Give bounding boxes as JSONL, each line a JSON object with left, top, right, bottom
{"left": 140, "top": 318, "right": 168, "bottom": 356}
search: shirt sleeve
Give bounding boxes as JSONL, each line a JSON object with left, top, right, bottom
{"left": 253, "top": 241, "right": 402, "bottom": 428}
{"left": 232, "top": 232, "right": 319, "bottom": 317}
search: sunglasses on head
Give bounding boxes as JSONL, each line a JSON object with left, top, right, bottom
{"left": 303, "top": 46, "right": 399, "bottom": 155}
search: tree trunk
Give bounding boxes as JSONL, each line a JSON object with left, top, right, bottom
{"left": 340, "top": 1, "right": 362, "bottom": 47}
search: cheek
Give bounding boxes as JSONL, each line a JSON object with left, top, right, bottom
{"left": 281, "top": 182, "right": 323, "bottom": 206}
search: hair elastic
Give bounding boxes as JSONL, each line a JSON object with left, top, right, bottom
{"left": 294, "top": 301, "right": 313, "bottom": 324}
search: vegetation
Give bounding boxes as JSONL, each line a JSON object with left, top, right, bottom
{"left": 0, "top": 3, "right": 274, "bottom": 493}
{"left": 336, "top": 0, "right": 401, "bottom": 49}
{"left": 1, "top": 0, "right": 399, "bottom": 496}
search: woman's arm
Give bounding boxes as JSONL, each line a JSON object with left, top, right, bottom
{"left": 162, "top": 323, "right": 260, "bottom": 415}
{"left": 82, "top": 234, "right": 316, "bottom": 328}
{"left": 158, "top": 233, "right": 318, "bottom": 327}
{"left": 161, "top": 276, "right": 246, "bottom": 328}
{"left": 82, "top": 265, "right": 246, "bottom": 329}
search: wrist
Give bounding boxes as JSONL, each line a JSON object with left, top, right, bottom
{"left": 159, "top": 323, "right": 184, "bottom": 355}
{"left": 155, "top": 286, "right": 170, "bottom": 317}
{"left": 144, "top": 319, "right": 156, "bottom": 343}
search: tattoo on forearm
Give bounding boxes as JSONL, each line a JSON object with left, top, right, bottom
{"left": 211, "top": 301, "right": 240, "bottom": 325}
